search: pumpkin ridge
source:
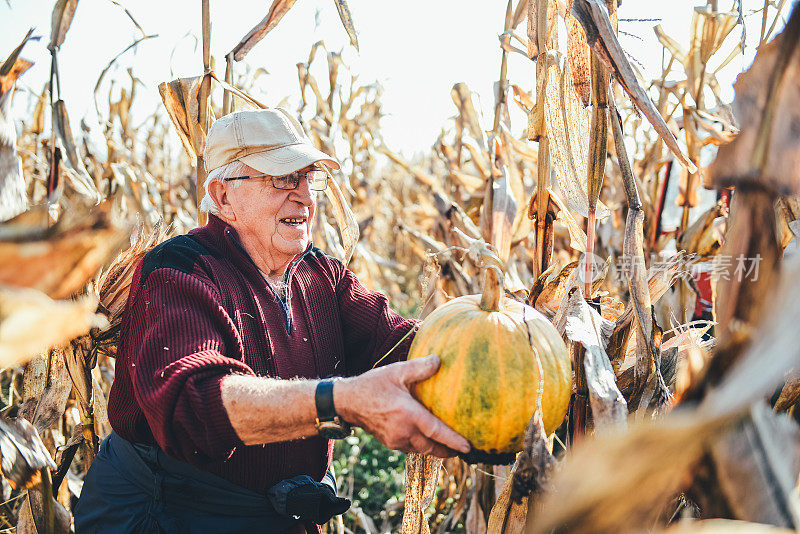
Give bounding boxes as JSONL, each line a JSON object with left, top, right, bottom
{"left": 448, "top": 317, "right": 472, "bottom": 427}
{"left": 493, "top": 314, "right": 505, "bottom": 451}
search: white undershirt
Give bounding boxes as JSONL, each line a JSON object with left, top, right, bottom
{"left": 260, "top": 271, "right": 288, "bottom": 300}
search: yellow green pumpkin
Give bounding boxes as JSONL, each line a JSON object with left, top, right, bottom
{"left": 408, "top": 266, "right": 571, "bottom": 459}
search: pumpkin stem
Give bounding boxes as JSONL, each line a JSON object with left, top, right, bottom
{"left": 480, "top": 265, "right": 504, "bottom": 312}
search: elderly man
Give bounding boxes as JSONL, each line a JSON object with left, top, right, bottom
{"left": 74, "top": 108, "right": 469, "bottom": 533}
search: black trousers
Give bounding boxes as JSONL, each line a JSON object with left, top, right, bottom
{"left": 73, "top": 432, "right": 301, "bottom": 533}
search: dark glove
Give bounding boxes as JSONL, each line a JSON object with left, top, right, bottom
{"left": 267, "top": 475, "right": 351, "bottom": 525}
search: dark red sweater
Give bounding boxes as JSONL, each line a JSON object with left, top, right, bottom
{"left": 107, "top": 215, "right": 418, "bottom": 494}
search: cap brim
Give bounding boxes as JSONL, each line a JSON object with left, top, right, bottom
{"left": 239, "top": 143, "right": 340, "bottom": 176}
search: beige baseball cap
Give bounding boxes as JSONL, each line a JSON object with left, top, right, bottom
{"left": 203, "top": 108, "right": 340, "bottom": 175}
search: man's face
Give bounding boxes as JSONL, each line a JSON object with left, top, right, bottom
{"left": 224, "top": 163, "right": 317, "bottom": 270}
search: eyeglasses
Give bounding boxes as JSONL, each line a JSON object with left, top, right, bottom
{"left": 223, "top": 168, "right": 328, "bottom": 191}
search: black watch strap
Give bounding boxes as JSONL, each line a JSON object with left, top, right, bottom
{"left": 315, "top": 380, "right": 337, "bottom": 422}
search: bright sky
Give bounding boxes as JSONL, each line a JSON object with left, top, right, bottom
{"left": 0, "top": 0, "right": 783, "bottom": 156}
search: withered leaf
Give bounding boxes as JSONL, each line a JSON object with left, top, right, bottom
{"left": 709, "top": 403, "right": 800, "bottom": 528}
{"left": 324, "top": 171, "right": 359, "bottom": 265}
{"left": 544, "top": 56, "right": 609, "bottom": 219}
{"left": 0, "top": 203, "right": 130, "bottom": 299}
{"left": 158, "top": 77, "right": 207, "bottom": 165}
{"left": 559, "top": 289, "right": 627, "bottom": 431}
{"left": 0, "top": 287, "right": 105, "bottom": 368}
{"left": 231, "top": 0, "right": 299, "bottom": 61}
{"left": 451, "top": 83, "right": 487, "bottom": 151}
{"left": 566, "top": 1, "right": 591, "bottom": 106}
{"left": 52, "top": 100, "right": 100, "bottom": 202}
{"left": 17, "top": 485, "right": 71, "bottom": 534}
{"left": 571, "top": 0, "right": 697, "bottom": 173}
{"left": 707, "top": 7, "right": 800, "bottom": 195}
{"left": 49, "top": 0, "right": 79, "bottom": 50}
{"left": 0, "top": 30, "right": 35, "bottom": 222}
{"left": 332, "top": 0, "right": 359, "bottom": 51}
{"left": 0, "top": 417, "right": 55, "bottom": 491}
{"left": 486, "top": 139, "right": 518, "bottom": 262}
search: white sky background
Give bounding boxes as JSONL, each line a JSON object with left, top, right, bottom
{"left": 0, "top": 0, "right": 786, "bottom": 157}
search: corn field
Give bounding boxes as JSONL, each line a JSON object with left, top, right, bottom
{"left": 1, "top": 0, "right": 800, "bottom": 532}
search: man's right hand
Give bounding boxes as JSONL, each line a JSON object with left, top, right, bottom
{"left": 333, "top": 354, "right": 471, "bottom": 458}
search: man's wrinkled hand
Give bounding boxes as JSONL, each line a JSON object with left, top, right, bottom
{"left": 334, "top": 355, "right": 471, "bottom": 458}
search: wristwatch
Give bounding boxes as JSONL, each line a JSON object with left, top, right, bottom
{"left": 315, "top": 379, "right": 352, "bottom": 439}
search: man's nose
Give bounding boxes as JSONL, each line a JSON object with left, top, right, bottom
{"left": 289, "top": 175, "right": 314, "bottom": 205}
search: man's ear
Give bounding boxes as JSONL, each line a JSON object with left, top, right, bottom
{"left": 208, "top": 180, "right": 237, "bottom": 221}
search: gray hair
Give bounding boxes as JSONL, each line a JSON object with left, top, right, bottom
{"left": 199, "top": 160, "right": 251, "bottom": 216}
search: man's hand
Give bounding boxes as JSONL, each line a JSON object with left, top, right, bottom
{"left": 334, "top": 355, "right": 471, "bottom": 458}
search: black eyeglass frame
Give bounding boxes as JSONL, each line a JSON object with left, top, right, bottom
{"left": 223, "top": 167, "right": 329, "bottom": 191}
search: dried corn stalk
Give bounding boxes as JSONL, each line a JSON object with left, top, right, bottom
{"left": 401, "top": 453, "right": 443, "bottom": 534}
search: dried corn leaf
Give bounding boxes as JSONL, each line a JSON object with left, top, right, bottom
{"left": 708, "top": 402, "right": 800, "bottom": 528}
{"left": 565, "top": 0, "right": 591, "bottom": 106}
{"left": 17, "top": 349, "right": 71, "bottom": 434}
{"left": 704, "top": 254, "right": 800, "bottom": 418}
{"left": 776, "top": 195, "right": 800, "bottom": 249}
{"left": 464, "top": 140, "right": 490, "bottom": 178}
{"left": 0, "top": 287, "right": 105, "bottom": 368}
{"left": 158, "top": 77, "right": 206, "bottom": 165}
{"left": 529, "top": 410, "right": 728, "bottom": 533}
{"left": 677, "top": 202, "right": 726, "bottom": 256}
{"left": 535, "top": 261, "right": 578, "bottom": 314}
{"left": 0, "top": 204, "right": 130, "bottom": 299}
{"left": 333, "top": 0, "right": 359, "bottom": 51}
{"left": 231, "top": 0, "right": 299, "bottom": 61}
{"left": 325, "top": 170, "right": 359, "bottom": 264}
{"left": 49, "top": 0, "right": 79, "bottom": 50}
{"left": 686, "top": 7, "right": 739, "bottom": 96}
{"left": 0, "top": 28, "right": 35, "bottom": 92}
{"left": 544, "top": 56, "right": 609, "bottom": 219}
{"left": 95, "top": 223, "right": 168, "bottom": 320}
{"left": 548, "top": 186, "right": 587, "bottom": 252}
{"left": 52, "top": 100, "right": 99, "bottom": 202}
{"left": 0, "top": 417, "right": 55, "bottom": 491}
{"left": 707, "top": 10, "right": 800, "bottom": 195}
{"left": 623, "top": 209, "right": 657, "bottom": 392}
{"left": 774, "top": 364, "right": 800, "bottom": 413}
{"left": 560, "top": 288, "right": 627, "bottom": 430}
{"left": 571, "top": 0, "right": 697, "bottom": 173}
{"left": 487, "top": 461, "right": 527, "bottom": 534}
{"left": 17, "top": 486, "right": 71, "bottom": 534}
{"left": 484, "top": 139, "right": 518, "bottom": 262}
{"left": 510, "top": 84, "right": 534, "bottom": 113}
{"left": 64, "top": 333, "right": 100, "bottom": 456}
{"left": 451, "top": 83, "right": 487, "bottom": 150}
{"left": 511, "top": 0, "right": 528, "bottom": 29}
{"left": 654, "top": 24, "right": 687, "bottom": 64}
{"left": 0, "top": 55, "right": 32, "bottom": 222}
{"left": 450, "top": 170, "right": 485, "bottom": 191}
{"left": 499, "top": 124, "right": 537, "bottom": 163}
{"left": 377, "top": 146, "right": 436, "bottom": 188}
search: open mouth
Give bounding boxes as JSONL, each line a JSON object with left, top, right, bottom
{"left": 279, "top": 217, "right": 307, "bottom": 227}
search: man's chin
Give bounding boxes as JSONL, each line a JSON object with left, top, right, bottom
{"left": 275, "top": 239, "right": 310, "bottom": 259}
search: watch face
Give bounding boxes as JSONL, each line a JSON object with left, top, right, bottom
{"left": 317, "top": 421, "right": 352, "bottom": 440}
